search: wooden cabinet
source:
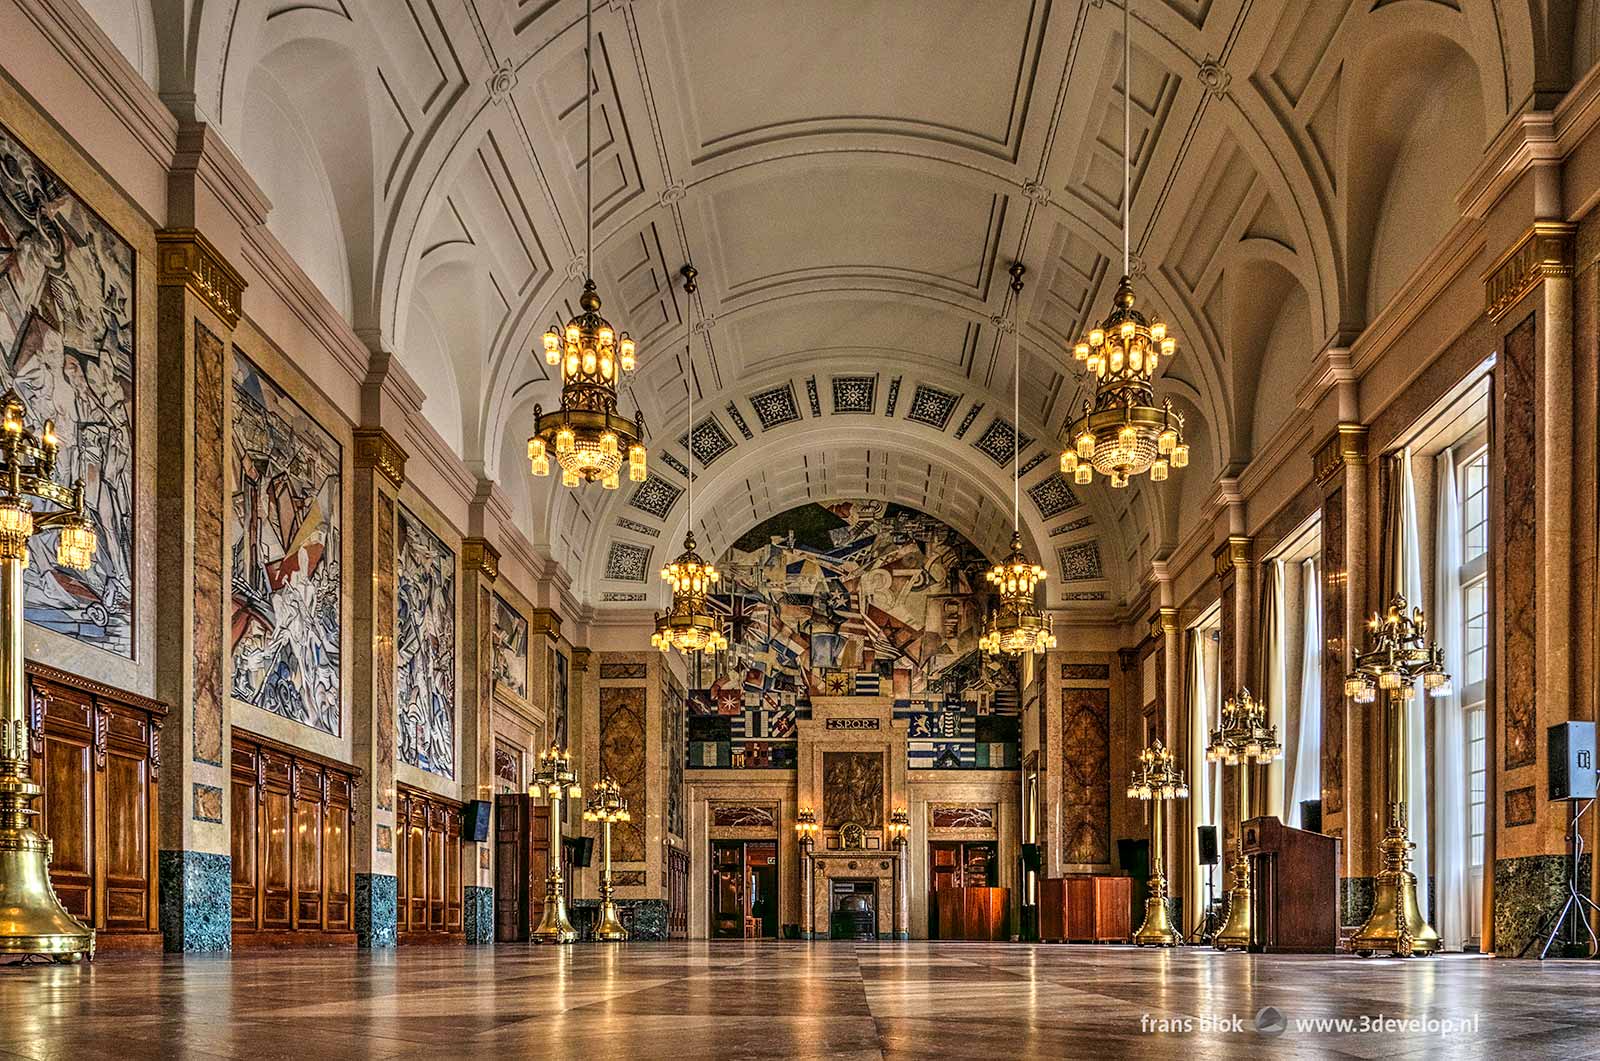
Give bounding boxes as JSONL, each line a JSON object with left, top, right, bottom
{"left": 395, "top": 784, "right": 463, "bottom": 942}
{"left": 935, "top": 887, "right": 1010, "bottom": 941}
{"left": 1039, "top": 875, "right": 1132, "bottom": 943}
{"left": 666, "top": 844, "right": 689, "bottom": 939}
{"left": 230, "top": 729, "right": 357, "bottom": 946}
{"left": 27, "top": 662, "right": 165, "bottom": 951}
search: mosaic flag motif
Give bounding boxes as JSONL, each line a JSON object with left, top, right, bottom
{"left": 228, "top": 352, "right": 342, "bottom": 734}
{"left": 491, "top": 593, "right": 528, "bottom": 701}
{"left": 0, "top": 123, "right": 135, "bottom": 654}
{"left": 396, "top": 506, "right": 455, "bottom": 778}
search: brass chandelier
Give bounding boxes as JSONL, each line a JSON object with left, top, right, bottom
{"left": 1128, "top": 740, "right": 1187, "bottom": 947}
{"left": 652, "top": 265, "right": 728, "bottom": 655}
{"left": 981, "top": 263, "right": 1056, "bottom": 657}
{"left": 1343, "top": 595, "right": 1451, "bottom": 703}
{"left": 1205, "top": 687, "right": 1280, "bottom": 951}
{"left": 528, "top": 0, "right": 646, "bottom": 490}
{"left": 1059, "top": 0, "right": 1188, "bottom": 489}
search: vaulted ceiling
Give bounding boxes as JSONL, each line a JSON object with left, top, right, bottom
{"left": 87, "top": 0, "right": 1577, "bottom": 609}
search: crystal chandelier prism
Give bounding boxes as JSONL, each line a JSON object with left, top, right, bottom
{"left": 1059, "top": 0, "right": 1187, "bottom": 490}
{"left": 653, "top": 265, "right": 728, "bottom": 655}
{"left": 528, "top": 0, "right": 646, "bottom": 491}
{"left": 981, "top": 263, "right": 1056, "bottom": 657}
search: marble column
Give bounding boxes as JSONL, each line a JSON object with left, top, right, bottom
{"left": 1212, "top": 533, "right": 1252, "bottom": 882}
{"left": 349, "top": 412, "right": 407, "bottom": 948}
{"left": 153, "top": 228, "right": 246, "bottom": 953}
{"left": 460, "top": 530, "right": 501, "bottom": 944}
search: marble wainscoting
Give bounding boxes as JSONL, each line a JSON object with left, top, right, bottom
{"left": 354, "top": 873, "right": 398, "bottom": 948}
{"left": 158, "top": 850, "right": 231, "bottom": 953}
{"left": 1338, "top": 877, "right": 1374, "bottom": 929}
{"left": 464, "top": 886, "right": 494, "bottom": 943}
{"left": 1493, "top": 853, "right": 1592, "bottom": 956}
{"left": 569, "top": 898, "right": 668, "bottom": 941}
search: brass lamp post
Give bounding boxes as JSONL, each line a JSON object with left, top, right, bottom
{"left": 530, "top": 743, "right": 582, "bottom": 944}
{"left": 1206, "top": 688, "right": 1281, "bottom": 951}
{"left": 796, "top": 807, "right": 818, "bottom": 939}
{"left": 888, "top": 807, "right": 910, "bottom": 940}
{"left": 0, "top": 390, "right": 98, "bottom": 962}
{"left": 583, "top": 776, "right": 631, "bottom": 942}
{"left": 1345, "top": 595, "right": 1449, "bottom": 958}
{"left": 1128, "top": 740, "right": 1189, "bottom": 946}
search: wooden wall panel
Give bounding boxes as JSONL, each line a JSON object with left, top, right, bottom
{"left": 395, "top": 784, "right": 464, "bottom": 943}
{"left": 28, "top": 663, "right": 165, "bottom": 950}
{"left": 230, "top": 729, "right": 357, "bottom": 946}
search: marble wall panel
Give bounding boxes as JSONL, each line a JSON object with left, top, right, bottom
{"left": 600, "top": 685, "right": 647, "bottom": 861}
{"left": 1060, "top": 686, "right": 1110, "bottom": 864}
{"left": 1321, "top": 485, "right": 1347, "bottom": 815}
{"left": 1501, "top": 315, "right": 1537, "bottom": 770}
{"left": 375, "top": 492, "right": 396, "bottom": 810}
{"left": 192, "top": 323, "right": 225, "bottom": 767}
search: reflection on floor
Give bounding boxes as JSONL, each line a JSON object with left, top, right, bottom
{"left": 0, "top": 942, "right": 1593, "bottom": 1060}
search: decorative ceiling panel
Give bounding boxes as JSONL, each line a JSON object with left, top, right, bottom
{"left": 971, "top": 416, "right": 1034, "bottom": 466}
{"left": 628, "top": 474, "right": 683, "bottom": 519}
{"left": 905, "top": 383, "right": 962, "bottom": 429}
{"left": 750, "top": 382, "right": 802, "bottom": 430}
{"left": 605, "top": 541, "right": 653, "bottom": 582}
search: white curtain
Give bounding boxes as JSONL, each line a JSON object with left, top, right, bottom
{"left": 1433, "top": 450, "right": 1471, "bottom": 950}
{"left": 1287, "top": 558, "right": 1322, "bottom": 827}
{"left": 1393, "top": 450, "right": 1431, "bottom": 920}
{"left": 1263, "top": 561, "right": 1287, "bottom": 818}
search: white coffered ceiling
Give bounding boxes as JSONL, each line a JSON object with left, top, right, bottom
{"left": 85, "top": 0, "right": 1563, "bottom": 608}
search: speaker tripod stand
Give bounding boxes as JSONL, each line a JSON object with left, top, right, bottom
{"left": 1519, "top": 798, "right": 1599, "bottom": 960}
{"left": 1184, "top": 864, "right": 1221, "bottom": 945}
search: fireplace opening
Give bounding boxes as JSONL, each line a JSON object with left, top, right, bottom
{"left": 830, "top": 880, "right": 878, "bottom": 940}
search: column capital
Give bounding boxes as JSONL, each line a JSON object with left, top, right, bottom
{"left": 1313, "top": 423, "right": 1370, "bottom": 484}
{"left": 353, "top": 427, "right": 407, "bottom": 489}
{"left": 1212, "top": 535, "right": 1252, "bottom": 579}
{"left": 570, "top": 646, "right": 592, "bottom": 672}
{"left": 154, "top": 228, "right": 246, "bottom": 328}
{"left": 1485, "top": 220, "right": 1577, "bottom": 322}
{"left": 462, "top": 537, "right": 500, "bottom": 580}
{"left": 528, "top": 608, "right": 564, "bottom": 642}
{"left": 1149, "top": 607, "right": 1180, "bottom": 640}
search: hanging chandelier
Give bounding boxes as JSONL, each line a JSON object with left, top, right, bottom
{"left": 528, "top": 0, "right": 646, "bottom": 490}
{"left": 981, "top": 263, "right": 1056, "bottom": 657}
{"left": 1059, "top": 0, "right": 1188, "bottom": 490}
{"left": 1343, "top": 595, "right": 1451, "bottom": 704}
{"left": 653, "top": 264, "right": 728, "bottom": 655}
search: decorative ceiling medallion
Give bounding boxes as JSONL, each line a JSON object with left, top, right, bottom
{"left": 905, "top": 384, "right": 961, "bottom": 430}
{"left": 831, "top": 375, "right": 877, "bottom": 414}
{"left": 1028, "top": 474, "right": 1082, "bottom": 519}
{"left": 1196, "top": 55, "right": 1231, "bottom": 100}
{"left": 627, "top": 474, "right": 682, "bottom": 519}
{"left": 605, "top": 541, "right": 652, "bottom": 582}
{"left": 972, "top": 417, "right": 1035, "bottom": 467}
{"left": 1057, "top": 540, "right": 1104, "bottom": 582}
{"left": 750, "top": 383, "right": 802, "bottom": 430}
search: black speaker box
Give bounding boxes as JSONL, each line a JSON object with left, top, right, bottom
{"left": 1117, "top": 838, "right": 1149, "bottom": 880}
{"left": 1197, "top": 825, "right": 1219, "bottom": 866}
{"left": 1549, "top": 721, "right": 1598, "bottom": 801}
{"left": 1020, "top": 842, "right": 1041, "bottom": 872}
{"left": 1300, "top": 799, "right": 1323, "bottom": 834}
{"left": 565, "top": 835, "right": 596, "bottom": 868}
{"left": 461, "top": 799, "right": 492, "bottom": 842}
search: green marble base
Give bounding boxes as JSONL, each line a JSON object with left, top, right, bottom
{"left": 355, "top": 873, "right": 397, "bottom": 949}
{"left": 570, "top": 898, "right": 669, "bottom": 941}
{"left": 1494, "top": 853, "right": 1593, "bottom": 957}
{"left": 159, "top": 850, "right": 232, "bottom": 953}
{"left": 464, "top": 886, "right": 494, "bottom": 944}
{"left": 1339, "top": 876, "right": 1375, "bottom": 928}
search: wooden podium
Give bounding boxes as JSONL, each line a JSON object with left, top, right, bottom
{"left": 1242, "top": 816, "right": 1337, "bottom": 953}
{"left": 935, "top": 887, "right": 1010, "bottom": 940}
{"left": 1038, "top": 876, "right": 1132, "bottom": 943}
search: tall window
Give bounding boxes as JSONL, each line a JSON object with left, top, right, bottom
{"left": 1458, "top": 444, "right": 1489, "bottom": 873}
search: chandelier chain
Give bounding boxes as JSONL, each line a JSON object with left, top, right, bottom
{"left": 1123, "top": 0, "right": 1131, "bottom": 278}
{"left": 585, "top": 0, "right": 593, "bottom": 284}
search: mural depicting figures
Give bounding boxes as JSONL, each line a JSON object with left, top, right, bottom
{"left": 396, "top": 505, "right": 455, "bottom": 778}
{"left": 491, "top": 593, "right": 528, "bottom": 701}
{"left": 229, "top": 351, "right": 342, "bottom": 735}
{"left": 0, "top": 123, "right": 135, "bottom": 655}
{"left": 688, "top": 500, "right": 1019, "bottom": 771}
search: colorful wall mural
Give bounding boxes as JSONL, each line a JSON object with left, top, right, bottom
{"left": 0, "top": 122, "right": 136, "bottom": 655}
{"left": 229, "top": 351, "right": 342, "bottom": 735}
{"left": 396, "top": 505, "right": 455, "bottom": 778}
{"left": 687, "top": 500, "right": 1018, "bottom": 771}
{"left": 491, "top": 593, "right": 527, "bottom": 702}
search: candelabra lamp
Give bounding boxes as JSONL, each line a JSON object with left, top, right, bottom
{"left": 887, "top": 807, "right": 909, "bottom": 848}
{"left": 583, "top": 776, "right": 631, "bottom": 942}
{"left": 1205, "top": 688, "right": 1281, "bottom": 951}
{"left": 1128, "top": 740, "right": 1189, "bottom": 946}
{"left": 0, "top": 391, "right": 98, "bottom": 962}
{"left": 529, "top": 744, "right": 582, "bottom": 943}
{"left": 796, "top": 807, "right": 818, "bottom": 939}
{"left": 1345, "top": 595, "right": 1450, "bottom": 958}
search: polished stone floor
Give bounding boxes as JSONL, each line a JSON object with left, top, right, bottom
{"left": 0, "top": 942, "right": 1594, "bottom": 1060}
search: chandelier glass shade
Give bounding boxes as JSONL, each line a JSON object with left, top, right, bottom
{"left": 1127, "top": 739, "right": 1188, "bottom": 801}
{"left": 1059, "top": 0, "right": 1187, "bottom": 491}
{"left": 1343, "top": 594, "right": 1452, "bottom": 704}
{"left": 1205, "top": 688, "right": 1282, "bottom": 766}
{"left": 528, "top": 744, "right": 582, "bottom": 800}
{"left": 0, "top": 392, "right": 97, "bottom": 571}
{"left": 653, "top": 265, "right": 727, "bottom": 655}
{"left": 528, "top": 1, "right": 645, "bottom": 492}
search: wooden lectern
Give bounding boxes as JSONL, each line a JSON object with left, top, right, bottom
{"left": 1242, "top": 816, "right": 1338, "bottom": 953}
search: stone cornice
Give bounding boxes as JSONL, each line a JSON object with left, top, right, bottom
{"left": 1458, "top": 60, "right": 1600, "bottom": 222}
{"left": 238, "top": 228, "right": 371, "bottom": 390}
{"left": 169, "top": 120, "right": 271, "bottom": 232}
